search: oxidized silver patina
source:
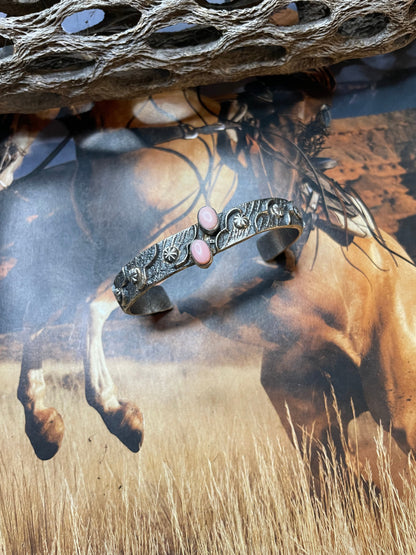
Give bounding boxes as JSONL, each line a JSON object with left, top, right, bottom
{"left": 113, "top": 198, "right": 303, "bottom": 315}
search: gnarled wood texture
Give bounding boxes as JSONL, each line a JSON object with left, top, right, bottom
{"left": 0, "top": 0, "right": 415, "bottom": 113}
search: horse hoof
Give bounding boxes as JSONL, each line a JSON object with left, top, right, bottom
{"left": 103, "top": 401, "right": 144, "bottom": 452}
{"left": 25, "top": 407, "right": 65, "bottom": 460}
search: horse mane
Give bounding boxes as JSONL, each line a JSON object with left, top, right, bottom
{"left": 226, "top": 69, "right": 415, "bottom": 267}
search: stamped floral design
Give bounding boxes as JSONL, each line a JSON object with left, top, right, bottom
{"left": 163, "top": 245, "right": 180, "bottom": 263}
{"left": 233, "top": 213, "right": 249, "bottom": 230}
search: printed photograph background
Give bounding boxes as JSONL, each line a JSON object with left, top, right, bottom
{"left": 1, "top": 40, "right": 416, "bottom": 553}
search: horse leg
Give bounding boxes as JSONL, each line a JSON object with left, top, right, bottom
{"left": 260, "top": 348, "right": 338, "bottom": 478}
{"left": 261, "top": 339, "right": 412, "bottom": 493}
{"left": 345, "top": 411, "right": 411, "bottom": 494}
{"left": 17, "top": 328, "right": 64, "bottom": 460}
{"left": 260, "top": 338, "right": 373, "bottom": 480}
{"left": 84, "top": 281, "right": 143, "bottom": 452}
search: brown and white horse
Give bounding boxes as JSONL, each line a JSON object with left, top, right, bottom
{"left": 2, "top": 76, "right": 416, "bottom": 491}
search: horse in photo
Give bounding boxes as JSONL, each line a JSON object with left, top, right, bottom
{"left": 1, "top": 72, "right": 415, "bottom": 492}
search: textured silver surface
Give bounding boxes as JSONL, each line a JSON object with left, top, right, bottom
{"left": 113, "top": 197, "right": 303, "bottom": 315}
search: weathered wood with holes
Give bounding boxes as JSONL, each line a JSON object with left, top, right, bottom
{"left": 0, "top": 0, "right": 415, "bottom": 113}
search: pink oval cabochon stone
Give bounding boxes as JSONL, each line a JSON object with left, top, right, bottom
{"left": 198, "top": 206, "right": 218, "bottom": 231}
{"left": 190, "top": 239, "right": 212, "bottom": 267}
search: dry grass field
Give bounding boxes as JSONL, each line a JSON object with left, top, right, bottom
{"left": 2, "top": 355, "right": 416, "bottom": 554}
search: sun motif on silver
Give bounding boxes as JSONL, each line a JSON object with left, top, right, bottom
{"left": 233, "top": 213, "right": 249, "bottom": 230}
{"left": 163, "top": 245, "right": 180, "bottom": 263}
{"left": 129, "top": 267, "right": 145, "bottom": 288}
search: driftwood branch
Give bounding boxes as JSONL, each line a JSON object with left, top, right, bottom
{"left": 0, "top": 0, "right": 415, "bottom": 113}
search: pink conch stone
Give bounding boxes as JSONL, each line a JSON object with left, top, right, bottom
{"left": 190, "top": 239, "right": 212, "bottom": 267}
{"left": 198, "top": 206, "right": 219, "bottom": 233}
